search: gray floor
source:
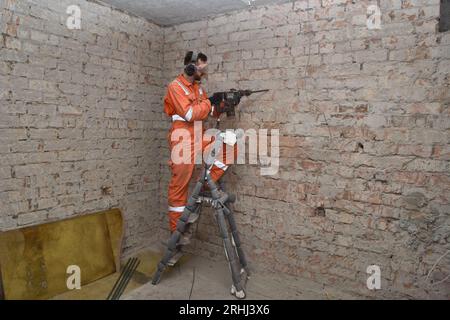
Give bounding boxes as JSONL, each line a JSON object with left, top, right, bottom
{"left": 123, "top": 253, "right": 355, "bottom": 300}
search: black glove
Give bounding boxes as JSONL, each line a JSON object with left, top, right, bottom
{"left": 208, "top": 93, "right": 223, "bottom": 107}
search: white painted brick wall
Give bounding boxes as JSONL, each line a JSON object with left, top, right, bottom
{"left": 160, "top": 0, "right": 449, "bottom": 299}
{"left": 0, "top": 0, "right": 164, "bottom": 253}
{"left": 0, "top": 0, "right": 448, "bottom": 299}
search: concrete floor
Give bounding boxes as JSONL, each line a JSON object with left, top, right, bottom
{"left": 50, "top": 240, "right": 360, "bottom": 300}
{"left": 52, "top": 249, "right": 163, "bottom": 300}
{"left": 123, "top": 253, "right": 350, "bottom": 300}
{"left": 52, "top": 242, "right": 358, "bottom": 300}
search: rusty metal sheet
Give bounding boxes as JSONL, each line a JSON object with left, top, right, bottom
{"left": 0, "top": 209, "right": 123, "bottom": 300}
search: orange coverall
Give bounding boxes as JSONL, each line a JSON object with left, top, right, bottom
{"left": 163, "top": 74, "right": 235, "bottom": 232}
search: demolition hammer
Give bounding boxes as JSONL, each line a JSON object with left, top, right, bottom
{"left": 211, "top": 89, "right": 269, "bottom": 117}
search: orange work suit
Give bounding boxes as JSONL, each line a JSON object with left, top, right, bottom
{"left": 163, "top": 74, "right": 236, "bottom": 232}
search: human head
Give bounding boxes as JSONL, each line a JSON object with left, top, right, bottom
{"left": 184, "top": 51, "right": 208, "bottom": 82}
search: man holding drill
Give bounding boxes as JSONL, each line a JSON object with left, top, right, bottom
{"left": 156, "top": 51, "right": 267, "bottom": 296}
{"left": 163, "top": 51, "right": 233, "bottom": 237}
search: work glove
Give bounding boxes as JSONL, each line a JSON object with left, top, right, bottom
{"left": 209, "top": 94, "right": 230, "bottom": 116}
{"left": 208, "top": 93, "right": 223, "bottom": 107}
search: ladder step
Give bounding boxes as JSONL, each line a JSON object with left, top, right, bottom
{"left": 187, "top": 212, "right": 199, "bottom": 224}
{"left": 167, "top": 250, "right": 184, "bottom": 267}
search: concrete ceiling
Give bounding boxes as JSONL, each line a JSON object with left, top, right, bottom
{"left": 97, "top": 0, "right": 291, "bottom": 26}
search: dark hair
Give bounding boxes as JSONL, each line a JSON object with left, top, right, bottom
{"left": 184, "top": 51, "right": 207, "bottom": 65}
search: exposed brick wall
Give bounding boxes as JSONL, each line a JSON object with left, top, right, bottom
{"left": 1, "top": 0, "right": 448, "bottom": 299}
{"left": 161, "top": 0, "right": 450, "bottom": 298}
{"left": 0, "top": 0, "right": 164, "bottom": 252}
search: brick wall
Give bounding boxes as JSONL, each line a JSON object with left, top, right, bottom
{"left": 0, "top": 0, "right": 448, "bottom": 299}
{"left": 161, "top": 0, "right": 450, "bottom": 298}
{"left": 0, "top": 0, "right": 164, "bottom": 252}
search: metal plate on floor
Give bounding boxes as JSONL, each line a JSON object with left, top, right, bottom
{"left": 0, "top": 209, "right": 123, "bottom": 300}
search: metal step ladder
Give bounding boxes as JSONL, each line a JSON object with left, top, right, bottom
{"left": 152, "top": 132, "right": 250, "bottom": 299}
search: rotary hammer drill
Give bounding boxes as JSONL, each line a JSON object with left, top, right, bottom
{"left": 210, "top": 89, "right": 269, "bottom": 117}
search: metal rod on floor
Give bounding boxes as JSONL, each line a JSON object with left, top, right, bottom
{"left": 111, "top": 258, "right": 137, "bottom": 300}
{"left": 107, "top": 257, "right": 134, "bottom": 300}
{"left": 114, "top": 258, "right": 140, "bottom": 300}
{"left": 106, "top": 258, "right": 132, "bottom": 300}
{"left": 112, "top": 258, "right": 140, "bottom": 300}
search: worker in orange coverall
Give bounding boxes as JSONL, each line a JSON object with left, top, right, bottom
{"left": 163, "top": 51, "right": 236, "bottom": 235}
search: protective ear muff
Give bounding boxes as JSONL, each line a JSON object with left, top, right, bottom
{"left": 184, "top": 64, "right": 196, "bottom": 76}
{"left": 184, "top": 52, "right": 198, "bottom": 76}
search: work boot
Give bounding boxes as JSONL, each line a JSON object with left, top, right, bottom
{"left": 167, "top": 249, "right": 184, "bottom": 267}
